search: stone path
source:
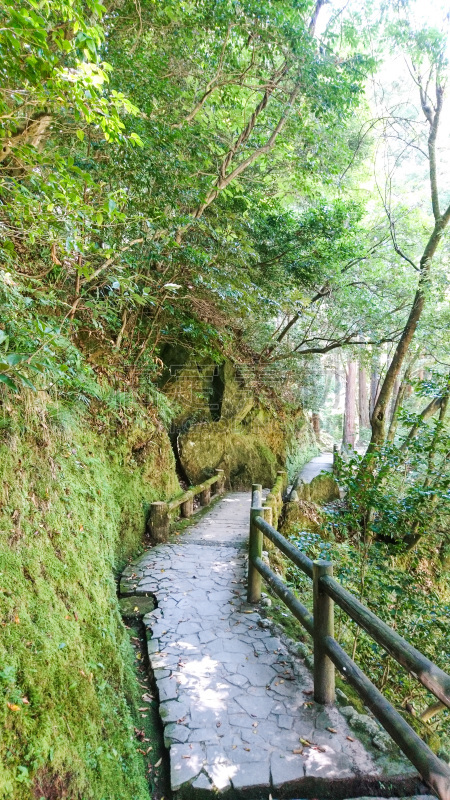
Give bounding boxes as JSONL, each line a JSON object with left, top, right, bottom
{"left": 121, "top": 493, "right": 420, "bottom": 799}
{"left": 298, "top": 452, "right": 333, "bottom": 483}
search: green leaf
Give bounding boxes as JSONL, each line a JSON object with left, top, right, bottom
{"left": 129, "top": 131, "right": 144, "bottom": 147}
{"left": 0, "top": 374, "right": 18, "bottom": 392}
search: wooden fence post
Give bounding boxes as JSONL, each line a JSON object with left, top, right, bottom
{"left": 247, "top": 506, "right": 271, "bottom": 603}
{"left": 149, "top": 501, "right": 170, "bottom": 542}
{"left": 252, "top": 483, "right": 262, "bottom": 508}
{"left": 332, "top": 444, "right": 338, "bottom": 475}
{"left": 313, "top": 559, "right": 335, "bottom": 704}
{"left": 277, "top": 470, "right": 288, "bottom": 491}
{"left": 181, "top": 497, "right": 193, "bottom": 517}
{"left": 215, "top": 468, "right": 225, "bottom": 494}
{"left": 199, "top": 486, "right": 211, "bottom": 506}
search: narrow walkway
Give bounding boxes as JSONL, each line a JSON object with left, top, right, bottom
{"left": 298, "top": 451, "right": 333, "bottom": 483}
{"left": 121, "top": 493, "right": 418, "bottom": 798}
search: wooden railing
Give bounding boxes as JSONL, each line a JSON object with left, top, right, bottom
{"left": 148, "top": 469, "right": 225, "bottom": 541}
{"left": 247, "top": 491, "right": 450, "bottom": 800}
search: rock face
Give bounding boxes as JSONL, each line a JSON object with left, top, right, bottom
{"left": 294, "top": 472, "right": 340, "bottom": 504}
{"left": 281, "top": 499, "right": 325, "bottom": 533}
{"left": 164, "top": 359, "right": 317, "bottom": 488}
{"left": 178, "top": 419, "right": 279, "bottom": 488}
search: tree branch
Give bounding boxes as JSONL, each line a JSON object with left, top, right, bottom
{"left": 420, "top": 78, "right": 444, "bottom": 222}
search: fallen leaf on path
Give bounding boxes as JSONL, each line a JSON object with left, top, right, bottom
{"left": 299, "top": 738, "right": 312, "bottom": 747}
{"left": 326, "top": 727, "right": 337, "bottom": 734}
{"left": 142, "top": 694, "right": 153, "bottom": 702}
{"left": 346, "top": 736, "right": 355, "bottom": 742}
{"left": 292, "top": 748, "right": 303, "bottom": 755}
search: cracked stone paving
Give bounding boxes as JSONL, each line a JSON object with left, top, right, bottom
{"left": 121, "top": 493, "right": 420, "bottom": 798}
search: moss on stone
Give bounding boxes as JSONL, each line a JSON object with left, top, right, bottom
{"left": 280, "top": 499, "right": 325, "bottom": 534}
{"left": 172, "top": 360, "right": 318, "bottom": 488}
{"left": 119, "top": 596, "right": 155, "bottom": 618}
{"left": 293, "top": 472, "right": 340, "bottom": 504}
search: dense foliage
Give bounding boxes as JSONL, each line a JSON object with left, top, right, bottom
{"left": 1, "top": 0, "right": 450, "bottom": 796}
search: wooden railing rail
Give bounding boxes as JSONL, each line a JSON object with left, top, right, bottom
{"left": 148, "top": 469, "right": 225, "bottom": 541}
{"left": 247, "top": 498, "right": 450, "bottom": 800}
{"left": 320, "top": 573, "right": 450, "bottom": 708}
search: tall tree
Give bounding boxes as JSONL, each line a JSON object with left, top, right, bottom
{"left": 358, "top": 364, "right": 370, "bottom": 428}
{"left": 343, "top": 359, "right": 358, "bottom": 450}
{"left": 367, "top": 26, "right": 450, "bottom": 450}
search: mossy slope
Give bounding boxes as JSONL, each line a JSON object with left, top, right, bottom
{"left": 0, "top": 399, "right": 178, "bottom": 799}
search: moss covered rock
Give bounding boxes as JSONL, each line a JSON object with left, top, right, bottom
{"left": 280, "top": 499, "right": 325, "bottom": 533}
{"left": 119, "top": 595, "right": 155, "bottom": 618}
{"left": 178, "top": 419, "right": 279, "bottom": 488}
{"left": 170, "top": 360, "right": 317, "bottom": 488}
{"left": 294, "top": 472, "right": 340, "bottom": 504}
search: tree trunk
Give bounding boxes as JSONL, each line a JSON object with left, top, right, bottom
{"left": 367, "top": 77, "right": 450, "bottom": 450}
{"left": 386, "top": 362, "right": 415, "bottom": 443}
{"left": 400, "top": 392, "right": 446, "bottom": 452}
{"left": 358, "top": 365, "right": 370, "bottom": 428}
{"left": 334, "top": 357, "right": 342, "bottom": 409}
{"left": 343, "top": 360, "right": 357, "bottom": 450}
{"left": 386, "top": 377, "right": 406, "bottom": 443}
{"left": 369, "top": 361, "right": 380, "bottom": 418}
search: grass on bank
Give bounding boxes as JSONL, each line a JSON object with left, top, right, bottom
{"left": 0, "top": 396, "right": 178, "bottom": 800}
